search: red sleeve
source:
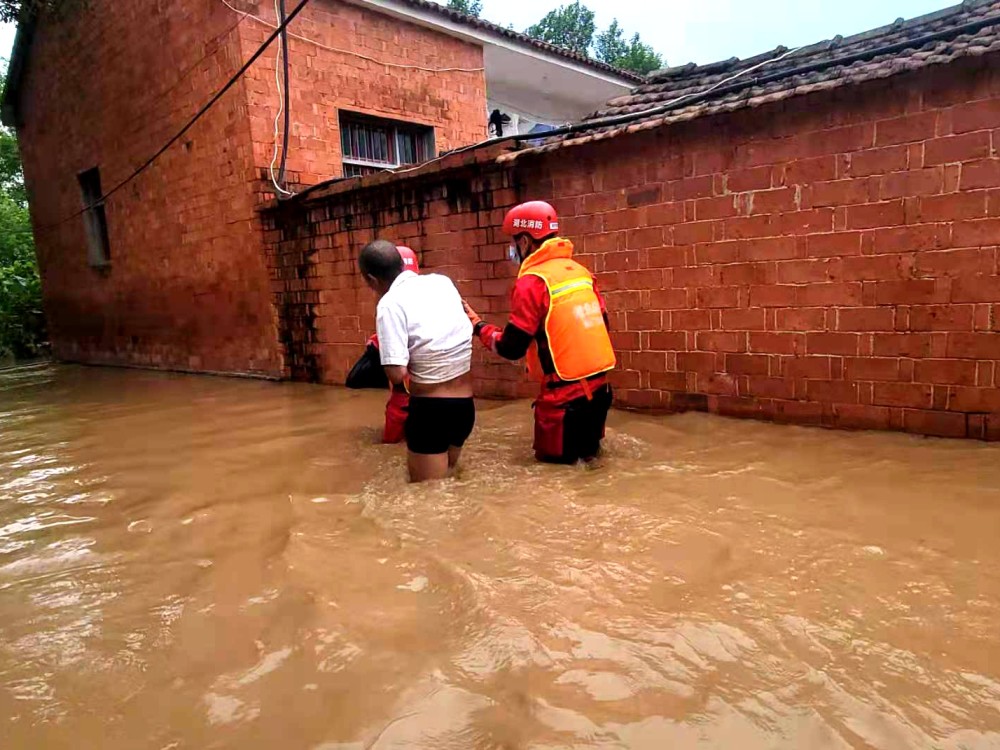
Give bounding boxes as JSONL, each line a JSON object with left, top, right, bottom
{"left": 508, "top": 274, "right": 549, "bottom": 336}
{"left": 592, "top": 277, "right": 607, "bottom": 314}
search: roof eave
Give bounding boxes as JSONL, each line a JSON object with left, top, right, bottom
{"left": 352, "top": 0, "right": 644, "bottom": 86}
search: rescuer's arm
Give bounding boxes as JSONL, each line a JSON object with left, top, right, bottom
{"left": 474, "top": 320, "right": 533, "bottom": 361}
{"left": 592, "top": 277, "right": 611, "bottom": 329}
{"left": 463, "top": 277, "right": 546, "bottom": 362}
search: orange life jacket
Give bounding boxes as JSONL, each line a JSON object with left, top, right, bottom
{"left": 518, "top": 237, "right": 616, "bottom": 384}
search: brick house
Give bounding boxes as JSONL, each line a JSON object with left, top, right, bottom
{"left": 6, "top": 0, "right": 1000, "bottom": 439}
{"left": 262, "top": 0, "right": 1000, "bottom": 439}
{"left": 1, "top": 0, "right": 635, "bottom": 376}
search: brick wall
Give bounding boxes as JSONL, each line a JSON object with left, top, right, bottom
{"left": 264, "top": 55, "right": 1000, "bottom": 440}
{"left": 18, "top": 0, "right": 488, "bottom": 375}
{"left": 237, "top": 0, "right": 487, "bottom": 194}
{"left": 18, "top": 0, "right": 281, "bottom": 375}
{"left": 264, "top": 149, "right": 533, "bottom": 394}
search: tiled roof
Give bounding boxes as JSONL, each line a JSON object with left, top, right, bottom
{"left": 501, "top": 0, "right": 1000, "bottom": 159}
{"left": 387, "top": 0, "right": 644, "bottom": 83}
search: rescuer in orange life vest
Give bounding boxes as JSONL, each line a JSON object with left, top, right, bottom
{"left": 463, "top": 201, "right": 617, "bottom": 464}
{"left": 345, "top": 245, "right": 420, "bottom": 444}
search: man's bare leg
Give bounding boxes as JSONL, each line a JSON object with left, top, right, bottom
{"left": 407, "top": 451, "right": 450, "bottom": 483}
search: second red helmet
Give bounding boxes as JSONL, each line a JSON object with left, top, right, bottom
{"left": 397, "top": 245, "right": 420, "bottom": 273}
{"left": 502, "top": 201, "right": 559, "bottom": 241}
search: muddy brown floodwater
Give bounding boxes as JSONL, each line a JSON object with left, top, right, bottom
{"left": 1, "top": 364, "right": 1000, "bottom": 749}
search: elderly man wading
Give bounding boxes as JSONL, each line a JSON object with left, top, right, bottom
{"left": 346, "top": 245, "right": 422, "bottom": 445}
{"left": 359, "top": 239, "right": 475, "bottom": 483}
{"left": 464, "top": 201, "right": 617, "bottom": 464}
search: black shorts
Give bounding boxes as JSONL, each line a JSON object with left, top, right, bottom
{"left": 405, "top": 397, "right": 476, "bottom": 455}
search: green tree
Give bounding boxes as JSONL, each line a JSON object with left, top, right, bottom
{"left": 595, "top": 20, "right": 663, "bottom": 75}
{"left": 0, "top": 66, "right": 44, "bottom": 360}
{"left": 525, "top": 4, "right": 663, "bottom": 75}
{"left": 445, "top": 0, "right": 482, "bottom": 17}
{"left": 526, "top": 1, "right": 595, "bottom": 56}
{"left": 0, "top": 0, "right": 89, "bottom": 25}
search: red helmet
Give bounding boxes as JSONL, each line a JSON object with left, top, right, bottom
{"left": 397, "top": 245, "right": 419, "bottom": 273}
{"left": 502, "top": 201, "right": 559, "bottom": 241}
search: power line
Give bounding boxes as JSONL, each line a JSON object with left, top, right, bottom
{"left": 218, "top": 0, "right": 485, "bottom": 73}
{"left": 268, "top": 0, "right": 294, "bottom": 197}
{"left": 130, "top": 6, "right": 253, "bottom": 135}
{"left": 277, "top": 0, "right": 291, "bottom": 190}
{"left": 44, "top": 0, "right": 313, "bottom": 231}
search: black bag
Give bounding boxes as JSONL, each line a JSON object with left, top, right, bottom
{"left": 346, "top": 344, "right": 389, "bottom": 390}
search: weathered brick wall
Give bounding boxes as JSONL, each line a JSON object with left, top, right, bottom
{"left": 18, "top": 0, "right": 487, "bottom": 376}
{"left": 18, "top": 0, "right": 281, "bottom": 375}
{"left": 534, "top": 56, "right": 1000, "bottom": 439}
{"left": 264, "top": 149, "right": 533, "bottom": 396}
{"left": 237, "top": 0, "right": 487, "bottom": 193}
{"left": 265, "top": 55, "right": 1000, "bottom": 440}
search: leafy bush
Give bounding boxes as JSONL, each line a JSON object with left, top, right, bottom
{"left": 0, "top": 66, "right": 44, "bottom": 359}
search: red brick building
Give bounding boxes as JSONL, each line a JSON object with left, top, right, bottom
{"left": 6, "top": 0, "right": 1000, "bottom": 439}
{"left": 2, "top": 0, "right": 633, "bottom": 376}
{"left": 264, "top": 1, "right": 1000, "bottom": 439}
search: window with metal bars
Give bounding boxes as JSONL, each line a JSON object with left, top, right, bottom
{"left": 340, "top": 112, "right": 434, "bottom": 176}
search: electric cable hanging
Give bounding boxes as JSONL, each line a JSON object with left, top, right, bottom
{"left": 379, "top": 45, "right": 805, "bottom": 181}
{"left": 269, "top": 0, "right": 294, "bottom": 197}
{"left": 503, "top": 10, "right": 1000, "bottom": 150}
{"left": 277, "top": 0, "right": 291, "bottom": 188}
{"left": 356, "top": 11, "right": 1000, "bottom": 185}
{"left": 44, "top": 0, "right": 313, "bottom": 230}
{"left": 219, "top": 0, "right": 484, "bottom": 72}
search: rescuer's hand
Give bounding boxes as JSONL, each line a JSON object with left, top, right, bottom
{"left": 462, "top": 300, "right": 482, "bottom": 328}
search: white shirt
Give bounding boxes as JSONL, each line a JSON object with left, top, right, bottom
{"left": 376, "top": 271, "right": 473, "bottom": 385}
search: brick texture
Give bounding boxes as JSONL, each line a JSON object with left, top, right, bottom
{"left": 263, "top": 56, "right": 1000, "bottom": 440}
{"left": 239, "top": 0, "right": 487, "bottom": 192}
{"left": 19, "top": 0, "right": 487, "bottom": 375}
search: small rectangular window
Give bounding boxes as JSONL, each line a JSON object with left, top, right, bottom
{"left": 78, "top": 167, "right": 111, "bottom": 267}
{"left": 340, "top": 112, "right": 434, "bottom": 176}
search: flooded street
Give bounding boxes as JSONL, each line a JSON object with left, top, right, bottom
{"left": 1, "top": 364, "right": 999, "bottom": 749}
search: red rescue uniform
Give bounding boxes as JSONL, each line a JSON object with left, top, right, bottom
{"left": 477, "top": 237, "right": 616, "bottom": 463}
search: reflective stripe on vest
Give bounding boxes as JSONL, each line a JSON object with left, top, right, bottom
{"left": 521, "top": 259, "right": 616, "bottom": 384}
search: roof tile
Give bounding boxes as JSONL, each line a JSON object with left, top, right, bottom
{"left": 502, "top": 0, "right": 1000, "bottom": 160}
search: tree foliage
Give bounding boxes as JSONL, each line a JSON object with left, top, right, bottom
{"left": 524, "top": 3, "right": 663, "bottom": 75}
{"left": 0, "top": 0, "right": 85, "bottom": 24}
{"left": 594, "top": 20, "right": 663, "bottom": 75}
{"left": 0, "top": 69, "right": 44, "bottom": 360}
{"left": 445, "top": 0, "right": 482, "bottom": 17}
{"left": 526, "top": 1, "right": 595, "bottom": 57}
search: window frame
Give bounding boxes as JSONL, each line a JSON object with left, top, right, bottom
{"left": 77, "top": 166, "right": 111, "bottom": 269}
{"left": 339, "top": 111, "right": 435, "bottom": 177}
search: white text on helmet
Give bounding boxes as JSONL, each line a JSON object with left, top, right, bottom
{"left": 512, "top": 219, "right": 546, "bottom": 230}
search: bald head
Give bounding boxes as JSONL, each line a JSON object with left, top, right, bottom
{"left": 359, "top": 239, "right": 404, "bottom": 285}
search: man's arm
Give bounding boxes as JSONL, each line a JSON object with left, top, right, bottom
{"left": 375, "top": 301, "right": 410, "bottom": 385}
{"left": 383, "top": 365, "right": 409, "bottom": 386}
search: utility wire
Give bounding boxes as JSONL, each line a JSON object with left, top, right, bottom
{"left": 336, "top": 11, "right": 1000, "bottom": 187}
{"left": 44, "top": 0, "right": 313, "bottom": 230}
{"left": 219, "top": 0, "right": 485, "bottom": 72}
{"left": 374, "top": 46, "right": 805, "bottom": 183}
{"left": 269, "top": 0, "right": 295, "bottom": 197}
{"left": 133, "top": 6, "right": 253, "bottom": 134}
{"left": 277, "top": 0, "right": 291, "bottom": 189}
